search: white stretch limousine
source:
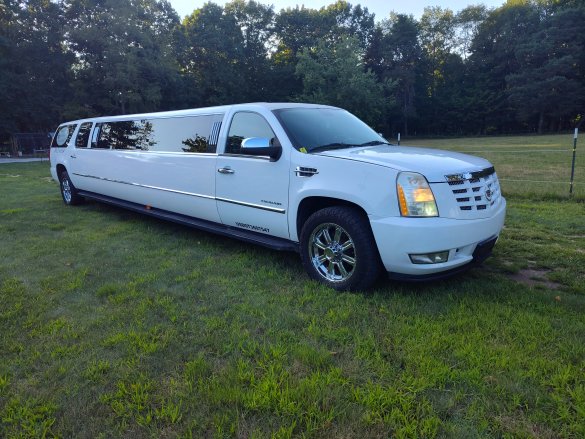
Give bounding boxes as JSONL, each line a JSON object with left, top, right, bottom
{"left": 50, "top": 103, "right": 506, "bottom": 290}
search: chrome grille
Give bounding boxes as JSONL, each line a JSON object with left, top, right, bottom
{"left": 445, "top": 168, "right": 501, "bottom": 212}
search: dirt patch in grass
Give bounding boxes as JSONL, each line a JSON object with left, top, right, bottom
{"left": 509, "top": 268, "right": 561, "bottom": 290}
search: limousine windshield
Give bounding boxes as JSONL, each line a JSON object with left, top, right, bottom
{"left": 274, "top": 107, "right": 388, "bottom": 153}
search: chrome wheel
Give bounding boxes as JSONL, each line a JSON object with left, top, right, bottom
{"left": 309, "top": 223, "right": 356, "bottom": 282}
{"left": 61, "top": 178, "right": 72, "bottom": 204}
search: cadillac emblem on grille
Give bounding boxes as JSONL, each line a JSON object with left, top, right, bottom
{"left": 485, "top": 185, "right": 493, "bottom": 202}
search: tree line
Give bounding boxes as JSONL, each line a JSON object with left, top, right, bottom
{"left": 1, "top": 0, "right": 583, "bottom": 141}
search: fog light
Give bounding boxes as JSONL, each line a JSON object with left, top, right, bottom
{"left": 409, "top": 251, "right": 449, "bottom": 264}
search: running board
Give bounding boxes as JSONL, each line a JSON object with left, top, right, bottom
{"left": 77, "top": 190, "right": 299, "bottom": 252}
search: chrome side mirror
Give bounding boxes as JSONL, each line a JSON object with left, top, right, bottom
{"left": 241, "top": 137, "right": 282, "bottom": 161}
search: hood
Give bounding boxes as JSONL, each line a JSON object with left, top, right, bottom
{"left": 316, "top": 145, "right": 492, "bottom": 182}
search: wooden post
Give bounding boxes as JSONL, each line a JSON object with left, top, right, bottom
{"left": 10, "top": 134, "right": 18, "bottom": 157}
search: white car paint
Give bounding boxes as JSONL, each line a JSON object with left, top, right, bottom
{"left": 50, "top": 102, "right": 506, "bottom": 284}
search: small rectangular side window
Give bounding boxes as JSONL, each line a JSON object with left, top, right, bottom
{"left": 75, "top": 122, "right": 93, "bottom": 148}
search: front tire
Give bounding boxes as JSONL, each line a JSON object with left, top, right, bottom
{"left": 300, "top": 206, "right": 382, "bottom": 291}
{"left": 59, "top": 170, "right": 84, "bottom": 205}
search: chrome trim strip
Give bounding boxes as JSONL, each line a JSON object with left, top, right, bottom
{"left": 445, "top": 166, "right": 495, "bottom": 182}
{"left": 81, "top": 148, "right": 218, "bottom": 156}
{"left": 216, "top": 197, "right": 286, "bottom": 214}
{"left": 218, "top": 153, "right": 272, "bottom": 161}
{"left": 209, "top": 121, "right": 221, "bottom": 147}
{"left": 72, "top": 173, "right": 286, "bottom": 213}
{"left": 72, "top": 173, "right": 214, "bottom": 200}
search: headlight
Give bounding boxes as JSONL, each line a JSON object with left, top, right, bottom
{"left": 396, "top": 172, "right": 438, "bottom": 217}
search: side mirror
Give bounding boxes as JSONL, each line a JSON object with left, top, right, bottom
{"left": 241, "top": 137, "right": 282, "bottom": 161}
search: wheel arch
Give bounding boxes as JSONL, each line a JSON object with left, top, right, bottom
{"left": 56, "top": 163, "right": 67, "bottom": 179}
{"left": 296, "top": 196, "right": 370, "bottom": 240}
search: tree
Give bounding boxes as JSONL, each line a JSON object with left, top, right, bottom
{"left": 467, "top": 2, "right": 542, "bottom": 133}
{"left": 506, "top": 4, "right": 585, "bottom": 132}
{"left": 455, "top": 5, "right": 488, "bottom": 59}
{"left": 418, "top": 7, "right": 458, "bottom": 107}
{"left": 295, "top": 35, "right": 391, "bottom": 127}
{"left": 0, "top": 0, "right": 72, "bottom": 136}
{"left": 177, "top": 2, "right": 247, "bottom": 106}
{"left": 321, "top": 0, "right": 375, "bottom": 50}
{"left": 366, "top": 14, "right": 420, "bottom": 135}
{"left": 64, "top": 0, "right": 181, "bottom": 117}
{"left": 224, "top": 0, "right": 275, "bottom": 101}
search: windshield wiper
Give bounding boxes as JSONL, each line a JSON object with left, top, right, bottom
{"left": 355, "top": 140, "right": 393, "bottom": 146}
{"left": 309, "top": 139, "right": 394, "bottom": 153}
{"left": 310, "top": 140, "right": 393, "bottom": 153}
{"left": 309, "top": 142, "right": 355, "bottom": 153}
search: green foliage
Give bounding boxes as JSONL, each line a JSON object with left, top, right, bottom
{"left": 178, "top": 2, "right": 247, "bottom": 105}
{"left": 1, "top": 397, "right": 57, "bottom": 438}
{"left": 366, "top": 14, "right": 422, "bottom": 135}
{"left": 1, "top": 0, "right": 584, "bottom": 138}
{"left": 296, "top": 35, "right": 393, "bottom": 126}
{"left": 0, "top": 0, "right": 72, "bottom": 135}
{"left": 64, "top": 0, "right": 181, "bottom": 117}
{"left": 506, "top": 5, "right": 585, "bottom": 133}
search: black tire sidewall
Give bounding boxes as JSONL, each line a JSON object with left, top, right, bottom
{"left": 59, "top": 170, "right": 82, "bottom": 205}
{"left": 300, "top": 206, "right": 381, "bottom": 291}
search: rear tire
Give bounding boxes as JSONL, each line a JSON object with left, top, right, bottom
{"left": 300, "top": 206, "right": 382, "bottom": 291}
{"left": 59, "top": 170, "right": 84, "bottom": 205}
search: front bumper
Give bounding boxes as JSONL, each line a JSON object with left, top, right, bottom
{"left": 369, "top": 198, "right": 506, "bottom": 277}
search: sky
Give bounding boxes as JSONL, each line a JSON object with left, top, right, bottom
{"left": 167, "top": 0, "right": 507, "bottom": 21}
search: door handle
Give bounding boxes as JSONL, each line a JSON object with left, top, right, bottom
{"left": 217, "top": 167, "right": 234, "bottom": 174}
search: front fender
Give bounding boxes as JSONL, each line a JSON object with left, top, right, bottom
{"left": 288, "top": 153, "right": 400, "bottom": 241}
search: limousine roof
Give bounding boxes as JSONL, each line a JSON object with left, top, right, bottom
{"left": 62, "top": 102, "right": 338, "bottom": 125}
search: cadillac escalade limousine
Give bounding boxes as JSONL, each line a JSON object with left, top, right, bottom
{"left": 50, "top": 103, "right": 506, "bottom": 291}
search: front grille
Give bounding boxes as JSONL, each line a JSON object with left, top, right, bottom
{"left": 445, "top": 168, "right": 501, "bottom": 212}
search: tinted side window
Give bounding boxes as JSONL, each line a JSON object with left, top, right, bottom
{"left": 225, "top": 112, "right": 277, "bottom": 155}
{"left": 96, "top": 115, "right": 223, "bottom": 153}
{"left": 100, "top": 121, "right": 141, "bottom": 150}
{"left": 75, "top": 122, "right": 92, "bottom": 148}
{"left": 51, "top": 124, "right": 77, "bottom": 148}
{"left": 150, "top": 115, "right": 222, "bottom": 153}
{"left": 94, "top": 123, "right": 112, "bottom": 149}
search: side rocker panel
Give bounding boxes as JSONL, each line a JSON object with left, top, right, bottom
{"left": 77, "top": 190, "right": 299, "bottom": 253}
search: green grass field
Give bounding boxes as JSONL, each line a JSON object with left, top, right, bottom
{"left": 403, "top": 133, "right": 584, "bottom": 199}
{"left": 1, "top": 136, "right": 584, "bottom": 438}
